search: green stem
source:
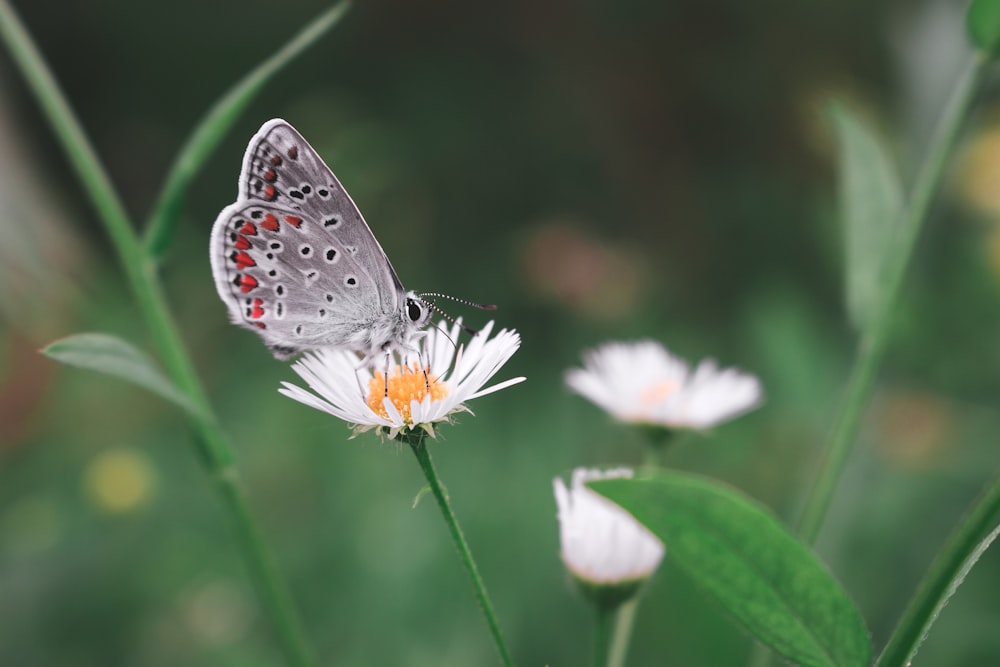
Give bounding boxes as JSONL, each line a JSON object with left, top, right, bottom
{"left": 0, "top": 3, "right": 315, "bottom": 665}
{"left": 638, "top": 426, "right": 677, "bottom": 468}
{"left": 875, "top": 467, "right": 1000, "bottom": 667}
{"left": 408, "top": 434, "right": 515, "bottom": 667}
{"left": 606, "top": 598, "right": 637, "bottom": 667}
{"left": 796, "top": 52, "right": 989, "bottom": 544}
{"left": 594, "top": 604, "right": 614, "bottom": 667}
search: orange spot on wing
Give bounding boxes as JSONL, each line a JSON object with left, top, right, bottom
{"left": 234, "top": 236, "right": 251, "bottom": 250}
{"left": 263, "top": 184, "right": 276, "bottom": 201}
{"left": 239, "top": 222, "right": 257, "bottom": 236}
{"left": 233, "top": 251, "right": 256, "bottom": 269}
{"left": 239, "top": 274, "right": 259, "bottom": 292}
{"left": 261, "top": 214, "right": 280, "bottom": 232}
{"left": 284, "top": 215, "right": 302, "bottom": 228}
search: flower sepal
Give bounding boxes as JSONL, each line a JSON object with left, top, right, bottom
{"left": 637, "top": 423, "right": 676, "bottom": 448}
{"left": 567, "top": 571, "right": 650, "bottom": 611}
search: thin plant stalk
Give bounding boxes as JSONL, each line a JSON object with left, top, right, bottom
{"left": 639, "top": 427, "right": 678, "bottom": 468}
{"left": 408, "top": 434, "right": 515, "bottom": 667}
{"left": 606, "top": 598, "right": 638, "bottom": 667}
{"left": 594, "top": 604, "right": 614, "bottom": 667}
{"left": 0, "top": 3, "right": 316, "bottom": 665}
{"left": 796, "top": 51, "right": 989, "bottom": 544}
{"left": 745, "top": 50, "right": 990, "bottom": 667}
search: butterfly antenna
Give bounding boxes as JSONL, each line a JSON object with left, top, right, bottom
{"left": 418, "top": 292, "right": 496, "bottom": 335}
{"left": 422, "top": 299, "right": 478, "bottom": 336}
{"left": 418, "top": 292, "right": 497, "bottom": 311}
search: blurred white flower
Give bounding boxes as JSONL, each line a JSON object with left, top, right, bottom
{"left": 565, "top": 340, "right": 762, "bottom": 429}
{"left": 279, "top": 320, "right": 524, "bottom": 438}
{"left": 554, "top": 467, "right": 664, "bottom": 592}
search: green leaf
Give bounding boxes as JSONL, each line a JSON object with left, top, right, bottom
{"left": 412, "top": 484, "right": 432, "bottom": 509}
{"left": 827, "top": 101, "right": 902, "bottom": 331}
{"left": 143, "top": 1, "right": 351, "bottom": 256}
{"left": 876, "top": 468, "right": 1000, "bottom": 667}
{"left": 894, "top": 521, "right": 1000, "bottom": 665}
{"left": 591, "top": 471, "right": 871, "bottom": 667}
{"left": 42, "top": 332, "right": 196, "bottom": 414}
{"left": 969, "top": 0, "right": 1000, "bottom": 56}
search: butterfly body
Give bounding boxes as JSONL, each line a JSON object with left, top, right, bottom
{"left": 210, "top": 119, "right": 431, "bottom": 362}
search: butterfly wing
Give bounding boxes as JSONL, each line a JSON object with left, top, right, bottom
{"left": 210, "top": 119, "right": 405, "bottom": 358}
{"left": 239, "top": 119, "right": 405, "bottom": 307}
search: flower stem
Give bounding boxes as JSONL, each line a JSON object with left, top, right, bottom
{"left": 606, "top": 598, "right": 638, "bottom": 667}
{"left": 408, "top": 435, "right": 515, "bottom": 667}
{"left": 638, "top": 427, "right": 677, "bottom": 468}
{"left": 594, "top": 604, "right": 614, "bottom": 667}
{"left": 796, "top": 51, "right": 989, "bottom": 545}
{"left": 0, "top": 3, "right": 315, "bottom": 665}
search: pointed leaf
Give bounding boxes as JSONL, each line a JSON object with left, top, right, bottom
{"left": 42, "top": 333, "right": 196, "bottom": 414}
{"left": 828, "top": 101, "right": 902, "bottom": 331}
{"left": 591, "top": 471, "right": 871, "bottom": 667}
{"left": 894, "top": 521, "right": 1000, "bottom": 665}
{"left": 144, "top": 1, "right": 351, "bottom": 256}
{"left": 876, "top": 471, "right": 1000, "bottom": 667}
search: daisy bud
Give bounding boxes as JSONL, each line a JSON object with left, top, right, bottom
{"left": 553, "top": 467, "right": 665, "bottom": 609}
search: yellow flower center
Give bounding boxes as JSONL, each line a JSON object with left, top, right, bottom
{"left": 636, "top": 381, "right": 678, "bottom": 412}
{"left": 366, "top": 363, "right": 448, "bottom": 423}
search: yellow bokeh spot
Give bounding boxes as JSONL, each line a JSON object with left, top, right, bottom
{"left": 957, "top": 120, "right": 1000, "bottom": 218}
{"left": 366, "top": 364, "right": 448, "bottom": 423}
{"left": 83, "top": 448, "right": 156, "bottom": 514}
{"left": 988, "top": 227, "right": 1000, "bottom": 280}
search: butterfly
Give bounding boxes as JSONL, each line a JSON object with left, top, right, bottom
{"left": 210, "top": 119, "right": 477, "bottom": 364}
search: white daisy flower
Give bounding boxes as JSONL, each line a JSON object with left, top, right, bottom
{"left": 554, "top": 467, "right": 664, "bottom": 603}
{"left": 278, "top": 320, "right": 524, "bottom": 438}
{"left": 565, "top": 340, "right": 762, "bottom": 430}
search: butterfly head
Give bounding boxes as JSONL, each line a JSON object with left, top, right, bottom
{"left": 403, "top": 291, "right": 433, "bottom": 331}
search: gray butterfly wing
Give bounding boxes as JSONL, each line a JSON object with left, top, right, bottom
{"left": 239, "top": 118, "right": 405, "bottom": 309}
{"left": 210, "top": 119, "right": 404, "bottom": 358}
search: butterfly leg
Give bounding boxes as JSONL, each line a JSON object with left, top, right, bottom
{"left": 418, "top": 349, "right": 430, "bottom": 392}
{"left": 353, "top": 359, "right": 368, "bottom": 399}
{"left": 383, "top": 351, "right": 392, "bottom": 398}
{"left": 401, "top": 345, "right": 429, "bottom": 392}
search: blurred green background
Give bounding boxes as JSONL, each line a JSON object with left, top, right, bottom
{"left": 3, "top": 0, "right": 1000, "bottom": 665}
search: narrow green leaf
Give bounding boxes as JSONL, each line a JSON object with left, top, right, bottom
{"left": 143, "top": 1, "right": 351, "bottom": 257}
{"left": 591, "top": 472, "right": 871, "bottom": 667}
{"left": 827, "top": 101, "right": 902, "bottom": 331}
{"left": 876, "top": 464, "right": 1000, "bottom": 667}
{"left": 969, "top": 0, "right": 1000, "bottom": 56}
{"left": 898, "top": 522, "right": 1000, "bottom": 665}
{"left": 42, "top": 332, "right": 196, "bottom": 414}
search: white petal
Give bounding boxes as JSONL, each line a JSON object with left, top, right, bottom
{"left": 278, "top": 319, "right": 522, "bottom": 432}
{"left": 554, "top": 467, "right": 664, "bottom": 584}
{"left": 468, "top": 376, "right": 527, "bottom": 400}
{"left": 566, "top": 340, "right": 761, "bottom": 429}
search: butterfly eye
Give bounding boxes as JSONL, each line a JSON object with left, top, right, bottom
{"left": 406, "top": 298, "right": 424, "bottom": 323}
